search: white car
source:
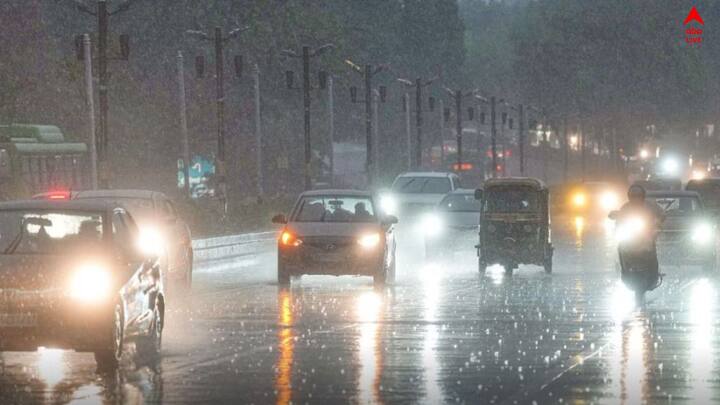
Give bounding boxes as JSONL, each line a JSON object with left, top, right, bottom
{"left": 380, "top": 172, "right": 463, "bottom": 219}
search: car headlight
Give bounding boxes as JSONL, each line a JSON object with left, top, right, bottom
{"left": 600, "top": 191, "right": 619, "bottom": 211}
{"left": 692, "top": 222, "right": 714, "bottom": 245}
{"left": 572, "top": 192, "right": 587, "bottom": 207}
{"left": 358, "top": 233, "right": 381, "bottom": 248}
{"left": 379, "top": 194, "right": 397, "bottom": 215}
{"left": 421, "top": 213, "right": 443, "bottom": 237}
{"left": 615, "top": 216, "right": 646, "bottom": 243}
{"left": 68, "top": 264, "right": 111, "bottom": 301}
{"left": 280, "top": 230, "right": 302, "bottom": 247}
{"left": 137, "top": 226, "right": 166, "bottom": 257}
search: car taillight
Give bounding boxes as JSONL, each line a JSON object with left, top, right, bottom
{"left": 47, "top": 190, "right": 71, "bottom": 200}
{"left": 280, "top": 231, "right": 302, "bottom": 247}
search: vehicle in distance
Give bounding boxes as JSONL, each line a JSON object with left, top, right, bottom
{"left": 380, "top": 171, "right": 462, "bottom": 218}
{"left": 685, "top": 178, "right": 720, "bottom": 217}
{"left": 272, "top": 190, "right": 398, "bottom": 286}
{"left": 565, "top": 181, "right": 623, "bottom": 216}
{"left": 633, "top": 178, "right": 682, "bottom": 192}
{"left": 423, "top": 189, "right": 482, "bottom": 258}
{"left": 72, "top": 190, "right": 193, "bottom": 293}
{"left": 646, "top": 190, "right": 718, "bottom": 271}
{"left": 0, "top": 200, "right": 164, "bottom": 368}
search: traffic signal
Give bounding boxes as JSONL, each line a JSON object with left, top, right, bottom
{"left": 467, "top": 107, "right": 474, "bottom": 121}
{"left": 480, "top": 112, "right": 486, "bottom": 125}
{"left": 443, "top": 107, "right": 451, "bottom": 123}
{"left": 502, "top": 112, "right": 508, "bottom": 125}
{"left": 318, "top": 71, "right": 327, "bottom": 90}
{"left": 234, "top": 55, "right": 243, "bottom": 78}
{"left": 379, "top": 85, "right": 387, "bottom": 103}
{"left": 509, "top": 118, "right": 514, "bottom": 129}
{"left": 74, "top": 35, "right": 84, "bottom": 61}
{"left": 119, "top": 34, "right": 130, "bottom": 60}
{"left": 428, "top": 96, "right": 435, "bottom": 112}
{"left": 195, "top": 56, "right": 205, "bottom": 78}
{"left": 350, "top": 86, "right": 358, "bottom": 103}
{"left": 285, "top": 71, "right": 294, "bottom": 89}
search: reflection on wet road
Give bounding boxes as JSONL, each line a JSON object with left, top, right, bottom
{"left": 2, "top": 214, "right": 720, "bottom": 403}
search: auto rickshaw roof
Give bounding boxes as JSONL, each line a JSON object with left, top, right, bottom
{"left": 483, "top": 177, "right": 547, "bottom": 190}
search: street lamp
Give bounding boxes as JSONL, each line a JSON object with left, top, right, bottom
{"left": 282, "top": 44, "right": 334, "bottom": 191}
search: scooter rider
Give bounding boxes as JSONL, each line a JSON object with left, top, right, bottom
{"left": 615, "top": 184, "right": 665, "bottom": 276}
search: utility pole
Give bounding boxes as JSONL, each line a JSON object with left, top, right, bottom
{"left": 519, "top": 104, "right": 525, "bottom": 176}
{"left": 439, "top": 99, "right": 445, "bottom": 168}
{"left": 283, "top": 44, "right": 334, "bottom": 190}
{"left": 83, "top": 34, "right": 98, "bottom": 190}
{"left": 328, "top": 75, "right": 335, "bottom": 186}
{"left": 563, "top": 116, "right": 569, "bottom": 182}
{"left": 404, "top": 93, "right": 412, "bottom": 170}
{"left": 372, "top": 89, "right": 380, "bottom": 181}
{"left": 398, "top": 76, "right": 437, "bottom": 169}
{"left": 253, "top": 63, "right": 263, "bottom": 197}
{"left": 347, "top": 61, "right": 386, "bottom": 187}
{"left": 491, "top": 96, "right": 498, "bottom": 178}
{"left": 187, "top": 25, "right": 246, "bottom": 213}
{"left": 177, "top": 51, "right": 190, "bottom": 199}
{"left": 443, "top": 88, "right": 477, "bottom": 171}
{"left": 67, "top": 0, "right": 134, "bottom": 187}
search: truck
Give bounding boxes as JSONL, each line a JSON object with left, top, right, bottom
{"left": 0, "top": 124, "right": 88, "bottom": 200}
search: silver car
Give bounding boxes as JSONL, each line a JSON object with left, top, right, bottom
{"left": 272, "top": 190, "right": 398, "bottom": 286}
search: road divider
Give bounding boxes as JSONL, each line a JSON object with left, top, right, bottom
{"left": 192, "top": 231, "right": 276, "bottom": 262}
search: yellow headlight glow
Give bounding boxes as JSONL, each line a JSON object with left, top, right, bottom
{"left": 572, "top": 193, "right": 587, "bottom": 207}
{"left": 358, "top": 233, "right": 381, "bottom": 248}
{"left": 69, "top": 264, "right": 111, "bottom": 301}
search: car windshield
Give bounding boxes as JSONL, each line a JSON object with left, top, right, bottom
{"left": 439, "top": 193, "right": 482, "bottom": 212}
{"left": 392, "top": 177, "right": 451, "bottom": 194}
{"left": 78, "top": 197, "right": 155, "bottom": 221}
{"left": 648, "top": 196, "right": 701, "bottom": 215}
{"left": 686, "top": 182, "right": 720, "bottom": 209}
{"left": 0, "top": 210, "right": 104, "bottom": 254}
{"left": 293, "top": 196, "right": 376, "bottom": 223}
{"left": 483, "top": 188, "right": 539, "bottom": 213}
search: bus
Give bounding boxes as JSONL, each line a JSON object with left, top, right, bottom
{"left": 0, "top": 124, "right": 88, "bottom": 200}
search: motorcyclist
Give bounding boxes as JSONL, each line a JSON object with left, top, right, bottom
{"left": 614, "top": 185, "right": 665, "bottom": 281}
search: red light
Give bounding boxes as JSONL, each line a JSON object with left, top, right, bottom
{"left": 47, "top": 190, "right": 71, "bottom": 200}
{"left": 496, "top": 164, "right": 503, "bottom": 172}
{"left": 452, "top": 163, "right": 474, "bottom": 171}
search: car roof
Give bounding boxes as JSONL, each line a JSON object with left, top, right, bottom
{"left": 446, "top": 188, "right": 476, "bottom": 195}
{"left": 483, "top": 177, "right": 547, "bottom": 189}
{"left": 396, "top": 171, "right": 456, "bottom": 178}
{"left": 647, "top": 190, "right": 701, "bottom": 198}
{"left": 74, "top": 189, "right": 164, "bottom": 200}
{"left": 0, "top": 199, "right": 121, "bottom": 212}
{"left": 300, "top": 189, "right": 373, "bottom": 197}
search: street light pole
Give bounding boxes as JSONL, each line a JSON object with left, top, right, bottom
{"left": 491, "top": 96, "right": 497, "bottom": 178}
{"left": 519, "top": 104, "right": 525, "bottom": 176}
{"left": 415, "top": 78, "right": 423, "bottom": 168}
{"left": 177, "top": 51, "right": 190, "bottom": 199}
{"left": 83, "top": 34, "right": 98, "bottom": 190}
{"left": 97, "top": 0, "right": 108, "bottom": 185}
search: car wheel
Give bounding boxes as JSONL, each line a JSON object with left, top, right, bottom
{"left": 387, "top": 254, "right": 396, "bottom": 284}
{"left": 138, "top": 300, "right": 163, "bottom": 357}
{"left": 186, "top": 248, "right": 194, "bottom": 290}
{"left": 544, "top": 257, "right": 553, "bottom": 274}
{"left": 478, "top": 259, "right": 487, "bottom": 274}
{"left": 278, "top": 258, "right": 290, "bottom": 286}
{"left": 94, "top": 303, "right": 124, "bottom": 369}
{"left": 374, "top": 257, "right": 387, "bottom": 287}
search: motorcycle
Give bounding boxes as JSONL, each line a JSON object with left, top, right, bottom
{"left": 608, "top": 210, "right": 663, "bottom": 304}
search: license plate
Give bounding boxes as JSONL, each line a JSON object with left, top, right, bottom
{"left": 0, "top": 313, "right": 37, "bottom": 328}
{"left": 316, "top": 253, "right": 344, "bottom": 262}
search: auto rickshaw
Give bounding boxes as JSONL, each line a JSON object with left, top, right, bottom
{"left": 475, "top": 177, "right": 553, "bottom": 275}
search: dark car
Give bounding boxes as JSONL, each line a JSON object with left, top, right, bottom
{"left": 72, "top": 190, "right": 193, "bottom": 293}
{"left": 646, "top": 191, "right": 718, "bottom": 270}
{"left": 272, "top": 190, "right": 398, "bottom": 286}
{"left": 686, "top": 178, "right": 720, "bottom": 217}
{"left": 0, "top": 200, "right": 164, "bottom": 368}
{"left": 423, "top": 189, "right": 482, "bottom": 258}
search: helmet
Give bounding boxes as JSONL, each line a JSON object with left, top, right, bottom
{"left": 627, "top": 185, "right": 646, "bottom": 201}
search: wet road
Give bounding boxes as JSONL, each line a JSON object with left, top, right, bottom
{"left": 2, "top": 214, "right": 720, "bottom": 404}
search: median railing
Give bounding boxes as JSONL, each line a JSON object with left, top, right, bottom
{"left": 192, "top": 231, "right": 277, "bottom": 262}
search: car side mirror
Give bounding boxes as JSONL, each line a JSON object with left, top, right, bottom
{"left": 272, "top": 214, "right": 287, "bottom": 224}
{"left": 608, "top": 211, "right": 618, "bottom": 220}
{"left": 474, "top": 188, "right": 483, "bottom": 201}
{"left": 382, "top": 215, "right": 399, "bottom": 225}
